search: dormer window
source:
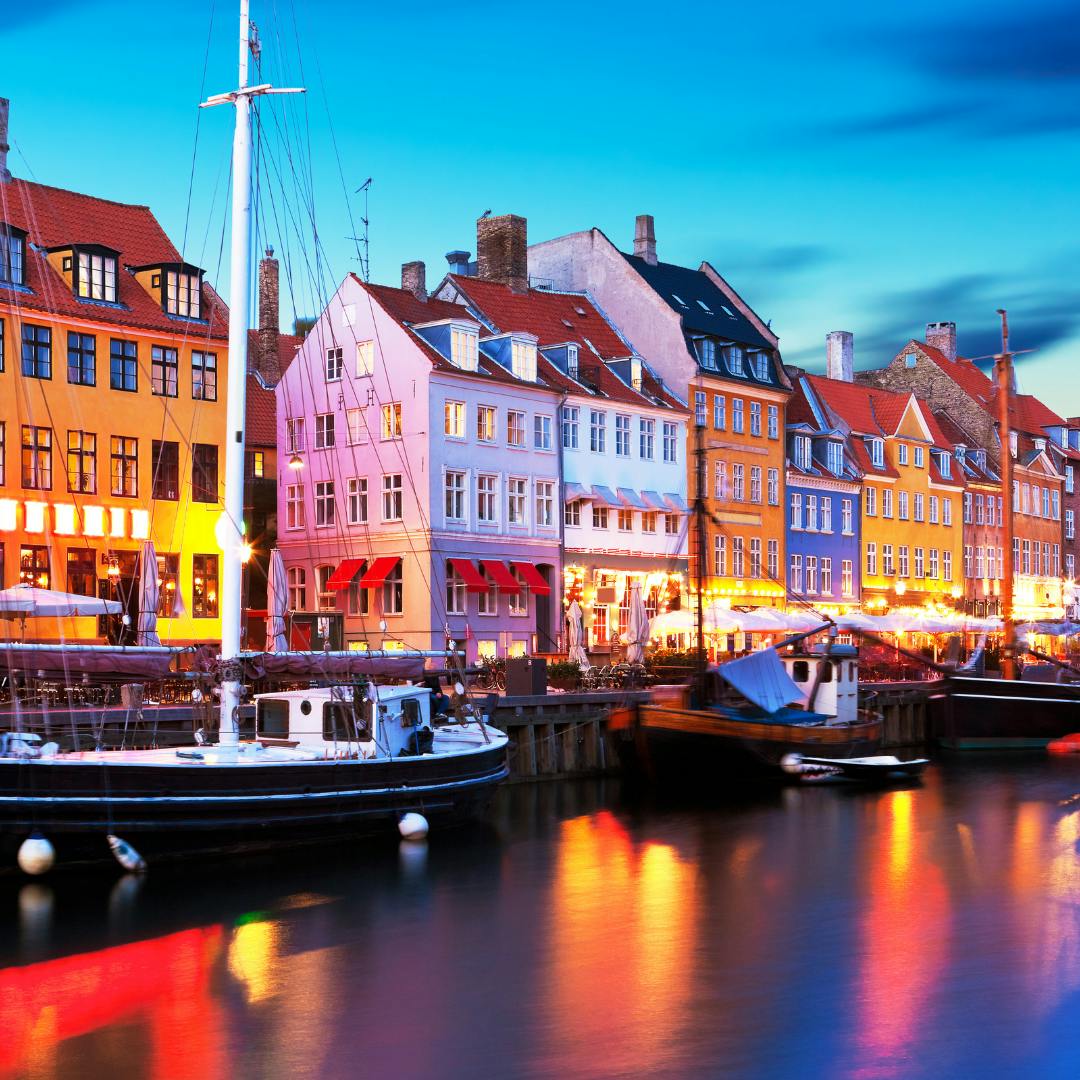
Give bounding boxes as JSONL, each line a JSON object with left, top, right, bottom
{"left": 450, "top": 325, "right": 478, "bottom": 371}
{"left": 938, "top": 452, "right": 951, "bottom": 478}
{"left": 794, "top": 435, "right": 812, "bottom": 470}
{"left": 165, "top": 268, "right": 201, "bottom": 318}
{"left": 511, "top": 338, "right": 537, "bottom": 383}
{"left": 1009, "top": 431, "right": 1018, "bottom": 458}
{"left": 870, "top": 438, "right": 885, "bottom": 468}
{"left": 698, "top": 338, "right": 717, "bottom": 370}
{"left": 1035, "top": 437, "right": 1046, "bottom": 451}
{"left": 722, "top": 345, "right": 744, "bottom": 376}
{"left": 567, "top": 344, "right": 579, "bottom": 378}
{"left": 0, "top": 225, "right": 26, "bottom": 287}
{"left": 973, "top": 449, "right": 986, "bottom": 468}
{"left": 826, "top": 441, "right": 843, "bottom": 476}
{"left": 75, "top": 247, "right": 118, "bottom": 303}
{"left": 747, "top": 350, "right": 770, "bottom": 380}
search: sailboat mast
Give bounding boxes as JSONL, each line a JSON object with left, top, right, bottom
{"left": 694, "top": 414, "right": 708, "bottom": 691}
{"left": 994, "top": 308, "right": 1017, "bottom": 680}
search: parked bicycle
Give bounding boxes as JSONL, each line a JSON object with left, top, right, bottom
{"left": 473, "top": 655, "right": 506, "bottom": 692}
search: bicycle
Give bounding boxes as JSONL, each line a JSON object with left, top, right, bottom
{"left": 474, "top": 656, "right": 506, "bottom": 692}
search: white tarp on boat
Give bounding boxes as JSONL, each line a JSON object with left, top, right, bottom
{"left": 717, "top": 647, "right": 803, "bottom": 715}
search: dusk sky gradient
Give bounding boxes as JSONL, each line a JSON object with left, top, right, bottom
{"left": 4, "top": 0, "right": 1078, "bottom": 403}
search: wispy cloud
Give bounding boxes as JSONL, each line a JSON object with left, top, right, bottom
{"left": 4, "top": 0, "right": 88, "bottom": 32}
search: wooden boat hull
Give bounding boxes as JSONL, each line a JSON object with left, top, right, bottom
{"left": 931, "top": 675, "right": 1080, "bottom": 750}
{"left": 626, "top": 702, "right": 882, "bottom": 782}
{"left": 0, "top": 744, "right": 508, "bottom": 871}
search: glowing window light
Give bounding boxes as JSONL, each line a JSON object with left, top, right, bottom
{"left": 109, "top": 508, "right": 126, "bottom": 538}
{"left": 54, "top": 504, "right": 77, "bottom": 535}
{"left": 130, "top": 509, "right": 150, "bottom": 540}
{"left": 83, "top": 506, "right": 105, "bottom": 537}
{"left": 0, "top": 500, "right": 17, "bottom": 531}
{"left": 24, "top": 502, "right": 47, "bottom": 534}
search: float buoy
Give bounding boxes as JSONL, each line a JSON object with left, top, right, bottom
{"left": 780, "top": 753, "right": 805, "bottom": 775}
{"left": 107, "top": 834, "right": 147, "bottom": 873}
{"left": 1048, "top": 733, "right": 1080, "bottom": 754}
{"left": 17, "top": 833, "right": 55, "bottom": 876}
{"left": 398, "top": 812, "right": 429, "bottom": 841}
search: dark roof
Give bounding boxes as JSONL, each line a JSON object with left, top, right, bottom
{"left": 621, "top": 253, "right": 773, "bottom": 350}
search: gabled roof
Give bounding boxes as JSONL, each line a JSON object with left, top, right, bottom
{"left": 804, "top": 374, "right": 911, "bottom": 439}
{"left": 0, "top": 178, "right": 227, "bottom": 339}
{"left": 1007, "top": 392, "right": 1066, "bottom": 433}
{"left": 245, "top": 330, "right": 302, "bottom": 446}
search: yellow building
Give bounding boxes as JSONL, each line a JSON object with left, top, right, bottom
{"left": 0, "top": 176, "right": 229, "bottom": 643}
{"left": 803, "top": 375, "right": 965, "bottom": 611}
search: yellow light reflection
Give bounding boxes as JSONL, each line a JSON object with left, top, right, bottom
{"left": 228, "top": 920, "right": 282, "bottom": 1004}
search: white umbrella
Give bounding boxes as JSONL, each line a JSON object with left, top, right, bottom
{"left": 137, "top": 540, "right": 161, "bottom": 646}
{"left": 0, "top": 584, "right": 121, "bottom": 618}
{"left": 566, "top": 599, "right": 589, "bottom": 667}
{"left": 266, "top": 549, "right": 289, "bottom": 653}
{"left": 835, "top": 612, "right": 885, "bottom": 632}
{"left": 649, "top": 609, "right": 696, "bottom": 637}
{"left": 625, "top": 581, "right": 649, "bottom": 664}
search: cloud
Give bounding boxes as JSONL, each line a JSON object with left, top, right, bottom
{"left": 4, "top": 0, "right": 87, "bottom": 31}
{"left": 827, "top": 101, "right": 986, "bottom": 137}
{"left": 718, "top": 244, "right": 835, "bottom": 277}
{"left": 825, "top": 99, "right": 1080, "bottom": 141}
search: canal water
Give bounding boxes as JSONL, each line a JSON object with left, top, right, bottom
{"left": 2, "top": 759, "right": 1080, "bottom": 1079}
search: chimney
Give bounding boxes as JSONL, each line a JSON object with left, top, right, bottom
{"left": 0, "top": 98, "right": 11, "bottom": 183}
{"left": 445, "top": 250, "right": 471, "bottom": 276}
{"left": 476, "top": 214, "right": 528, "bottom": 293}
{"left": 256, "top": 246, "right": 280, "bottom": 383}
{"left": 401, "top": 260, "right": 427, "bottom": 302}
{"left": 826, "top": 330, "right": 854, "bottom": 382}
{"left": 634, "top": 214, "right": 657, "bottom": 266}
{"left": 926, "top": 321, "right": 956, "bottom": 362}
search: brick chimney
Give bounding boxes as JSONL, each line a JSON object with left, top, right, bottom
{"left": 256, "top": 246, "right": 280, "bottom": 383}
{"left": 634, "top": 214, "right": 657, "bottom": 265}
{"left": 0, "top": 98, "right": 11, "bottom": 183}
{"left": 476, "top": 214, "right": 528, "bottom": 293}
{"left": 401, "top": 260, "right": 427, "bottom": 302}
{"left": 926, "top": 321, "right": 956, "bottom": 362}
{"left": 826, "top": 330, "right": 854, "bottom": 382}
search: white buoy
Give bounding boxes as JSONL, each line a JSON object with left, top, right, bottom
{"left": 780, "top": 753, "right": 805, "bottom": 776}
{"left": 398, "top": 812, "right": 429, "bottom": 841}
{"left": 107, "top": 834, "right": 147, "bottom": 873}
{"left": 17, "top": 833, "right": 55, "bottom": 876}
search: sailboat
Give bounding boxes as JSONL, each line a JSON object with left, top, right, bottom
{"left": 0, "top": 0, "right": 508, "bottom": 873}
{"left": 931, "top": 311, "right": 1080, "bottom": 749}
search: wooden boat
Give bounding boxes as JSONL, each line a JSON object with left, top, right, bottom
{"left": 788, "top": 754, "right": 930, "bottom": 782}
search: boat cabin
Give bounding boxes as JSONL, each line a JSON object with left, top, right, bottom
{"left": 253, "top": 684, "right": 434, "bottom": 759}
{"left": 780, "top": 645, "right": 860, "bottom": 724}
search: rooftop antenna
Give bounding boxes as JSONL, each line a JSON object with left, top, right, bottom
{"left": 346, "top": 177, "right": 372, "bottom": 282}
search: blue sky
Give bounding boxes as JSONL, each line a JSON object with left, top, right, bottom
{"left": 4, "top": 0, "right": 1079, "bottom": 404}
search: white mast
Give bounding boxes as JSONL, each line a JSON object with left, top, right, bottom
{"left": 202, "top": 0, "right": 303, "bottom": 746}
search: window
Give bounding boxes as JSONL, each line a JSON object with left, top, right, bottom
{"left": 21, "top": 425, "right": 52, "bottom": 490}
{"left": 1, "top": 227, "right": 26, "bottom": 285}
{"left": 768, "top": 405, "right": 779, "bottom": 440}
{"left": 192, "top": 554, "right": 218, "bottom": 618}
{"left": 1052, "top": 490, "right": 1060, "bottom": 520}
{"left": 20, "top": 546, "right": 50, "bottom": 588}
{"left": 286, "top": 417, "right": 305, "bottom": 453}
{"left": 699, "top": 338, "right": 717, "bottom": 369}
{"left": 929, "top": 495, "right": 939, "bottom": 524}
{"left": 22, "top": 324, "right": 52, "bottom": 379}
{"left": 806, "top": 556, "right": 818, "bottom": 594}
{"left": 714, "top": 395, "right": 726, "bottom": 430}
{"left": 325, "top": 347, "right": 343, "bottom": 382}
{"left": 314, "top": 481, "right": 335, "bottom": 527}
{"left": 477, "top": 580, "right": 498, "bottom": 617}
{"left": 898, "top": 443, "right": 908, "bottom": 466}
{"left": 188, "top": 443, "right": 217, "bottom": 504}
{"left": 67, "top": 431, "right": 96, "bottom": 494}
{"left": 693, "top": 390, "right": 707, "bottom": 427}
{"left": 67, "top": 332, "right": 96, "bottom": 386}
{"left": 445, "top": 470, "right": 466, "bottom": 522}
{"left": 108, "top": 436, "right": 138, "bottom": 497}
{"left": 507, "top": 477, "right": 528, "bottom": 525}
{"left": 806, "top": 494, "right": 818, "bottom": 531}
{"left": 347, "top": 477, "right": 368, "bottom": 525}
{"left": 567, "top": 344, "right": 580, "bottom": 378}
{"left": 590, "top": 410, "right": 606, "bottom": 453}
{"left": 446, "top": 563, "right": 467, "bottom": 615}
{"left": 642, "top": 511, "right": 657, "bottom": 533}
{"left": 865, "top": 486, "right": 876, "bottom": 516}
{"left": 507, "top": 411, "right": 526, "bottom": 448}
{"left": 476, "top": 474, "right": 497, "bottom": 523}
{"left": 974, "top": 546, "right": 984, "bottom": 579}
{"left": 827, "top": 442, "right": 843, "bottom": 476}
{"left": 963, "top": 492, "right": 973, "bottom": 524}
{"left": 794, "top": 436, "right": 811, "bottom": 471}
{"left": 842, "top": 498, "right": 853, "bottom": 534}
{"left": 68, "top": 549, "right": 97, "bottom": 598}
{"left": 316, "top": 565, "right": 337, "bottom": 612}
{"left": 192, "top": 351, "right": 217, "bottom": 400}
{"left": 914, "top": 446, "right": 924, "bottom": 468}
{"left": 150, "top": 440, "right": 179, "bottom": 501}
{"left": 750, "top": 466, "right": 762, "bottom": 504}
{"left": 0, "top": 317, "right": 4, "bottom": 372}
{"left": 380, "top": 403, "right": 402, "bottom": 440}
{"left": 898, "top": 545, "right": 910, "bottom": 577}
{"left": 639, "top": 418, "right": 655, "bottom": 459}
{"left": 723, "top": 345, "right": 744, "bottom": 376}
{"left": 288, "top": 566, "right": 307, "bottom": 609}
{"left": 767, "top": 539, "right": 779, "bottom": 578}
{"left": 1067, "top": 509, "right": 1075, "bottom": 541}
{"left": 534, "top": 415, "right": 553, "bottom": 450}
{"left": 562, "top": 405, "right": 580, "bottom": 449}
{"left": 943, "top": 498, "right": 952, "bottom": 526}
{"left": 790, "top": 554, "right": 803, "bottom": 594}
{"left": 821, "top": 496, "right": 832, "bottom": 533}
{"left": 1068, "top": 466, "right": 1075, "bottom": 495}
{"left": 665, "top": 514, "right": 680, "bottom": 536}
{"left": 341, "top": 408, "right": 366, "bottom": 445}
{"left": 942, "top": 550, "right": 952, "bottom": 581}
{"left": 511, "top": 339, "right": 537, "bottom": 382}
{"left": 110, "top": 339, "right": 137, "bottom": 391}
{"left": 750, "top": 352, "right": 771, "bottom": 380}
{"left": 842, "top": 560, "right": 853, "bottom": 597}
{"left": 617, "top": 508, "right": 633, "bottom": 532}
{"left": 870, "top": 439, "right": 885, "bottom": 468}
{"left": 286, "top": 484, "right": 305, "bottom": 529}
{"left": 882, "top": 544, "right": 895, "bottom": 576}
{"left": 790, "top": 492, "right": 803, "bottom": 529}
{"left": 151, "top": 345, "right": 178, "bottom": 397}
{"left": 478, "top": 405, "right": 497, "bottom": 443}
{"left": 592, "top": 505, "right": 609, "bottom": 530}
{"left": 535, "top": 480, "right": 554, "bottom": 528}
{"left": 355, "top": 340, "right": 374, "bottom": 377}
{"left": 615, "top": 414, "right": 631, "bottom": 457}
{"left": 938, "top": 452, "right": 951, "bottom": 479}
{"left": 768, "top": 469, "right": 780, "bottom": 506}
{"left": 72, "top": 249, "right": 117, "bottom": 302}
{"left": 898, "top": 491, "right": 909, "bottom": 520}
{"left": 864, "top": 542, "right": 877, "bottom": 576}
{"left": 732, "top": 536, "right": 745, "bottom": 578}
{"left": 750, "top": 538, "right": 762, "bottom": 578}
{"left": 565, "top": 501, "right": 581, "bottom": 527}
{"left": 165, "top": 269, "right": 201, "bottom": 318}
{"left": 928, "top": 548, "right": 939, "bottom": 579}
{"left": 882, "top": 488, "right": 893, "bottom": 519}
{"left": 714, "top": 535, "right": 727, "bottom": 576}
{"left": 662, "top": 422, "right": 678, "bottom": 463}
{"left": 382, "top": 474, "right": 403, "bottom": 521}
{"left": 732, "top": 399, "right": 744, "bottom": 434}
{"left": 750, "top": 402, "right": 762, "bottom": 437}
{"left": 450, "top": 327, "right": 478, "bottom": 371}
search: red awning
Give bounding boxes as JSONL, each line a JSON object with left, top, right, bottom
{"left": 327, "top": 558, "right": 365, "bottom": 591}
{"left": 357, "top": 556, "right": 401, "bottom": 588}
{"left": 509, "top": 561, "right": 552, "bottom": 595}
{"left": 448, "top": 558, "right": 489, "bottom": 594}
{"left": 481, "top": 560, "right": 521, "bottom": 593}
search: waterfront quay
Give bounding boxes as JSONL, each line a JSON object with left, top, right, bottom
{"left": 2, "top": 758, "right": 1080, "bottom": 1078}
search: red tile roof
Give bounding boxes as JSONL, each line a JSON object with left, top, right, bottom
{"left": 1007, "top": 392, "right": 1066, "bottom": 433}
{"left": 0, "top": 179, "right": 228, "bottom": 339}
{"left": 244, "top": 330, "right": 303, "bottom": 446}
{"left": 804, "top": 374, "right": 908, "bottom": 437}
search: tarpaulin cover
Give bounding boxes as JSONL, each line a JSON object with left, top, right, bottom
{"left": 717, "top": 647, "right": 803, "bottom": 715}
{"left": 242, "top": 652, "right": 428, "bottom": 680}
{"left": 0, "top": 644, "right": 180, "bottom": 680}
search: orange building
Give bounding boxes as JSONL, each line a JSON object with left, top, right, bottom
{"left": 0, "top": 170, "right": 229, "bottom": 643}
